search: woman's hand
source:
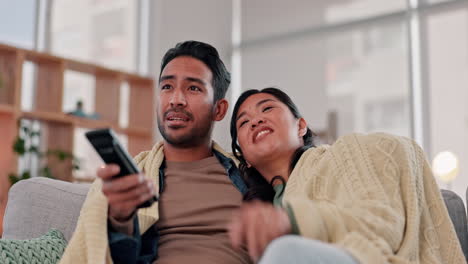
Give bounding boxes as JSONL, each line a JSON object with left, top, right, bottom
{"left": 228, "top": 200, "right": 292, "bottom": 262}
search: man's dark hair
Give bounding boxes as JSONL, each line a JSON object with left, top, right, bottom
{"left": 160, "top": 40, "right": 231, "bottom": 102}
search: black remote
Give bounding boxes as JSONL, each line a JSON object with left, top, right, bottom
{"left": 85, "top": 128, "right": 158, "bottom": 208}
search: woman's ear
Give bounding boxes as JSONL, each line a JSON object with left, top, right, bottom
{"left": 213, "top": 99, "right": 229, "bottom": 121}
{"left": 298, "top": 117, "right": 308, "bottom": 137}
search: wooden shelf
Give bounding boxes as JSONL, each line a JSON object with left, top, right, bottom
{"left": 21, "top": 111, "right": 73, "bottom": 125}
{"left": 69, "top": 115, "right": 117, "bottom": 131}
{"left": 124, "top": 127, "right": 153, "bottom": 137}
{"left": 24, "top": 50, "right": 62, "bottom": 65}
{"left": 20, "top": 111, "right": 154, "bottom": 138}
{"left": 0, "top": 42, "right": 155, "bottom": 235}
{"left": 0, "top": 104, "right": 14, "bottom": 114}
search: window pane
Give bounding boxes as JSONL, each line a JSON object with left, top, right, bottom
{"left": 51, "top": 0, "right": 137, "bottom": 71}
{"left": 426, "top": 9, "right": 468, "bottom": 197}
{"left": 0, "top": 0, "right": 36, "bottom": 49}
{"left": 62, "top": 71, "right": 96, "bottom": 115}
{"left": 425, "top": 0, "right": 456, "bottom": 4}
{"left": 242, "top": 0, "right": 406, "bottom": 42}
{"left": 73, "top": 128, "right": 104, "bottom": 182}
{"left": 73, "top": 127, "right": 127, "bottom": 182}
{"left": 241, "top": 21, "right": 411, "bottom": 142}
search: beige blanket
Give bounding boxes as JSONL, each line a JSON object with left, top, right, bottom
{"left": 59, "top": 141, "right": 233, "bottom": 264}
{"left": 283, "top": 133, "right": 466, "bottom": 263}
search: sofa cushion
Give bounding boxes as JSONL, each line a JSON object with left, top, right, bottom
{"left": 441, "top": 189, "right": 468, "bottom": 261}
{"left": 3, "top": 177, "right": 91, "bottom": 241}
{"left": 0, "top": 229, "right": 67, "bottom": 264}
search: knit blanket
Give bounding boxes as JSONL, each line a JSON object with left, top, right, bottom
{"left": 283, "top": 133, "right": 466, "bottom": 263}
{"left": 59, "top": 141, "right": 233, "bottom": 264}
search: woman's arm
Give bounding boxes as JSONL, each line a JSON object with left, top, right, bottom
{"left": 286, "top": 134, "right": 414, "bottom": 263}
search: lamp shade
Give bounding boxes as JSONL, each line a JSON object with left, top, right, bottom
{"left": 432, "top": 151, "right": 459, "bottom": 183}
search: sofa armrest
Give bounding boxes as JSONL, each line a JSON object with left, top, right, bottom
{"left": 3, "top": 177, "right": 91, "bottom": 241}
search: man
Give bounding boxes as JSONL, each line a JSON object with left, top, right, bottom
{"left": 59, "top": 41, "right": 251, "bottom": 264}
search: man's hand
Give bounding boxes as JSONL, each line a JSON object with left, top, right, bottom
{"left": 97, "top": 164, "right": 156, "bottom": 222}
{"left": 228, "top": 200, "right": 292, "bottom": 262}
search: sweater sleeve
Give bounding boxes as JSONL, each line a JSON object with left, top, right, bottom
{"left": 286, "top": 134, "right": 411, "bottom": 264}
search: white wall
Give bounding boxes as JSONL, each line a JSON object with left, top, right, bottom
{"left": 240, "top": 1, "right": 410, "bottom": 138}
{"left": 149, "top": 0, "right": 234, "bottom": 150}
{"left": 240, "top": 1, "right": 331, "bottom": 132}
{"left": 240, "top": 36, "right": 329, "bottom": 131}
{"left": 427, "top": 9, "right": 468, "bottom": 199}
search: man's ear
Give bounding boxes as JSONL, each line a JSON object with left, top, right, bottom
{"left": 213, "top": 99, "right": 229, "bottom": 121}
{"left": 298, "top": 117, "right": 308, "bottom": 137}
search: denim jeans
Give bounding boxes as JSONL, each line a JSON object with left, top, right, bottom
{"left": 259, "top": 235, "right": 359, "bottom": 264}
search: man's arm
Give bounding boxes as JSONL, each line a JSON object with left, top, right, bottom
{"left": 96, "top": 164, "right": 158, "bottom": 263}
{"left": 108, "top": 215, "right": 158, "bottom": 263}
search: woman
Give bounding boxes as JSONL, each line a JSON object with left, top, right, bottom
{"left": 228, "top": 87, "right": 465, "bottom": 264}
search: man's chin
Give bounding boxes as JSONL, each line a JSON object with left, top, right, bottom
{"left": 167, "top": 125, "right": 187, "bottom": 130}
{"left": 164, "top": 136, "right": 197, "bottom": 148}
{"left": 160, "top": 129, "right": 196, "bottom": 147}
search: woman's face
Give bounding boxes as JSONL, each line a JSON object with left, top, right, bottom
{"left": 235, "top": 93, "right": 307, "bottom": 168}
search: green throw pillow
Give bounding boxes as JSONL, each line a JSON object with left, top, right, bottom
{"left": 0, "top": 229, "right": 67, "bottom": 264}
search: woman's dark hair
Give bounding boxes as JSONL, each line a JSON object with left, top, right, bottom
{"left": 230, "top": 87, "right": 316, "bottom": 202}
{"left": 160, "top": 40, "right": 231, "bottom": 102}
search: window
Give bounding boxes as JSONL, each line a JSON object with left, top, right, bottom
{"left": 241, "top": 21, "right": 410, "bottom": 142}
{"left": 241, "top": 0, "right": 406, "bottom": 42}
{"left": 425, "top": 8, "right": 468, "bottom": 195}
{"left": 0, "top": 0, "right": 37, "bottom": 49}
{"left": 51, "top": 0, "right": 138, "bottom": 71}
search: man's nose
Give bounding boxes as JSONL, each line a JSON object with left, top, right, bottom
{"left": 169, "top": 89, "right": 187, "bottom": 107}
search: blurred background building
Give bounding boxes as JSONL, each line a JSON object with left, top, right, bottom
{"left": 0, "top": 0, "right": 467, "bottom": 199}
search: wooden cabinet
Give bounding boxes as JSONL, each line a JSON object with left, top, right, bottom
{"left": 0, "top": 43, "right": 154, "bottom": 235}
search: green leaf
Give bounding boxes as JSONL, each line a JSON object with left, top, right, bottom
{"left": 22, "top": 126, "right": 29, "bottom": 134}
{"left": 40, "top": 167, "right": 52, "bottom": 178}
{"left": 28, "top": 145, "right": 40, "bottom": 154}
{"left": 8, "top": 173, "right": 19, "bottom": 185}
{"left": 57, "top": 150, "right": 67, "bottom": 161}
{"left": 13, "top": 137, "right": 26, "bottom": 155}
{"left": 21, "top": 171, "right": 31, "bottom": 179}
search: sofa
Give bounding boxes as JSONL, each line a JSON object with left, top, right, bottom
{"left": 2, "top": 177, "right": 468, "bottom": 261}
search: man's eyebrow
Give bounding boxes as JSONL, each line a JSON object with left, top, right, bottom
{"left": 159, "top": 75, "right": 207, "bottom": 86}
{"left": 186, "top": 77, "right": 206, "bottom": 86}
{"left": 236, "top": 99, "right": 276, "bottom": 122}
{"left": 159, "top": 75, "right": 175, "bottom": 83}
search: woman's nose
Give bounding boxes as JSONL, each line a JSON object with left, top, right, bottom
{"left": 251, "top": 118, "right": 264, "bottom": 129}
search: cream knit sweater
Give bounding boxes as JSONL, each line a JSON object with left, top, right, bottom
{"left": 59, "top": 141, "right": 235, "bottom": 264}
{"left": 283, "top": 133, "right": 466, "bottom": 263}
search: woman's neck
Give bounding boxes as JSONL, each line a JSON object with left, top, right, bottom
{"left": 254, "top": 150, "right": 296, "bottom": 186}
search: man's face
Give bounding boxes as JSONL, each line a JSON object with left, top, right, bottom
{"left": 157, "top": 56, "right": 216, "bottom": 148}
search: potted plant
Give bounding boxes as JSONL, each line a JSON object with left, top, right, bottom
{"left": 8, "top": 122, "right": 80, "bottom": 184}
